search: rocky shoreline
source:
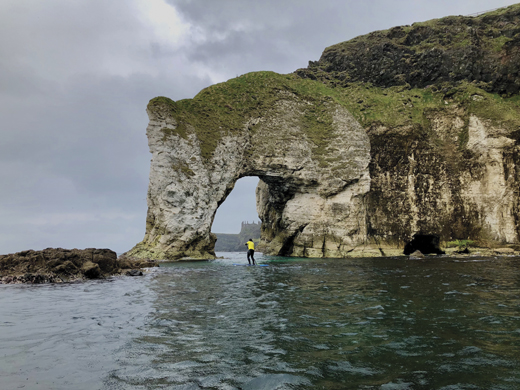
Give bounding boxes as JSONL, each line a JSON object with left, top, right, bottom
{"left": 2, "top": 245, "right": 516, "bottom": 285}
{"left": 0, "top": 248, "right": 158, "bottom": 285}
{"left": 314, "top": 245, "right": 519, "bottom": 259}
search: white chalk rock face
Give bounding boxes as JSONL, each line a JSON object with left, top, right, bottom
{"left": 126, "top": 88, "right": 371, "bottom": 260}
{"left": 366, "top": 107, "right": 520, "bottom": 248}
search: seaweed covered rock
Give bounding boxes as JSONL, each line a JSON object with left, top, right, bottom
{"left": 0, "top": 248, "right": 157, "bottom": 284}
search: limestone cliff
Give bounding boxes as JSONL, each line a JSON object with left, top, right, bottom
{"left": 295, "top": 4, "right": 520, "bottom": 248}
{"left": 127, "top": 73, "right": 370, "bottom": 260}
{"left": 128, "top": 4, "right": 520, "bottom": 260}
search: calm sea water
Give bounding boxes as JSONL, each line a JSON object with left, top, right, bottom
{"left": 1, "top": 253, "right": 519, "bottom": 390}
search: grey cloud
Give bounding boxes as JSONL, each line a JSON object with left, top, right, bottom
{"left": 1, "top": 0, "right": 519, "bottom": 254}
{"left": 170, "top": 0, "right": 520, "bottom": 77}
{"left": 0, "top": 23, "right": 212, "bottom": 254}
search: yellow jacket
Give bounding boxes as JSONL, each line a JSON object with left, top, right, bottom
{"left": 246, "top": 241, "right": 255, "bottom": 250}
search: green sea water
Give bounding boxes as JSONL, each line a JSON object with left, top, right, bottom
{"left": 1, "top": 253, "right": 519, "bottom": 389}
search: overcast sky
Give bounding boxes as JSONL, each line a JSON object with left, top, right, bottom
{"left": 1, "top": 0, "right": 518, "bottom": 254}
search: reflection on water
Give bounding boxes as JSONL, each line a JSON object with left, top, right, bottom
{"left": 1, "top": 253, "right": 519, "bottom": 389}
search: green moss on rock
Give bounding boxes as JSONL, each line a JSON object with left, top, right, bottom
{"left": 148, "top": 72, "right": 350, "bottom": 162}
{"left": 148, "top": 70, "right": 520, "bottom": 171}
{"left": 297, "top": 3, "right": 520, "bottom": 96}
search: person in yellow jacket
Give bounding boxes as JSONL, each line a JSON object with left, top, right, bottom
{"left": 245, "top": 238, "right": 256, "bottom": 265}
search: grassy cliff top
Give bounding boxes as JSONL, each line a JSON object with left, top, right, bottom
{"left": 325, "top": 3, "right": 520, "bottom": 53}
{"left": 149, "top": 5, "right": 520, "bottom": 160}
{"left": 297, "top": 3, "right": 520, "bottom": 96}
{"left": 339, "top": 81, "right": 520, "bottom": 133}
{"left": 148, "top": 71, "right": 347, "bottom": 160}
{"left": 150, "top": 72, "right": 520, "bottom": 159}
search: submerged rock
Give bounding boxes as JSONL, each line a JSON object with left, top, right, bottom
{"left": 493, "top": 248, "right": 515, "bottom": 254}
{"left": 125, "top": 269, "right": 143, "bottom": 276}
{"left": 409, "top": 250, "right": 425, "bottom": 259}
{"left": 0, "top": 248, "right": 158, "bottom": 284}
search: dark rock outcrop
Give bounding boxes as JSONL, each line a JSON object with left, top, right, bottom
{"left": 296, "top": 5, "right": 520, "bottom": 96}
{"left": 404, "top": 234, "right": 445, "bottom": 255}
{"left": 0, "top": 248, "right": 157, "bottom": 284}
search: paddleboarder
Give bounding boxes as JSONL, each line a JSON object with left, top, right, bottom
{"left": 245, "top": 238, "right": 256, "bottom": 265}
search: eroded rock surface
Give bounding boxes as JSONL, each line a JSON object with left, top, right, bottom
{"left": 366, "top": 110, "right": 520, "bottom": 247}
{"left": 296, "top": 5, "right": 520, "bottom": 95}
{"left": 126, "top": 74, "right": 370, "bottom": 260}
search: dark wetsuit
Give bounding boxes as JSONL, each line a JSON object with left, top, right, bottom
{"left": 246, "top": 240, "right": 256, "bottom": 265}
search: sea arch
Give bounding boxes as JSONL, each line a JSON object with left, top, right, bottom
{"left": 127, "top": 72, "right": 371, "bottom": 260}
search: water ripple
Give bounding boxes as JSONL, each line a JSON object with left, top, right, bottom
{"left": 1, "top": 254, "right": 519, "bottom": 389}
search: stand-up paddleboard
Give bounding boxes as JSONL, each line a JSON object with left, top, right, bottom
{"left": 232, "top": 264, "right": 269, "bottom": 267}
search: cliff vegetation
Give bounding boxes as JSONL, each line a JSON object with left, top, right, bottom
{"left": 135, "top": 4, "right": 520, "bottom": 258}
{"left": 153, "top": 2, "right": 520, "bottom": 161}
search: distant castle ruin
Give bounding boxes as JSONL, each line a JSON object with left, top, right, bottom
{"left": 241, "top": 221, "right": 260, "bottom": 228}
{"left": 214, "top": 221, "right": 262, "bottom": 252}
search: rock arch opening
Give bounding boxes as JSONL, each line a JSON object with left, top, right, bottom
{"left": 212, "top": 177, "right": 259, "bottom": 234}
{"left": 211, "top": 177, "right": 261, "bottom": 252}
